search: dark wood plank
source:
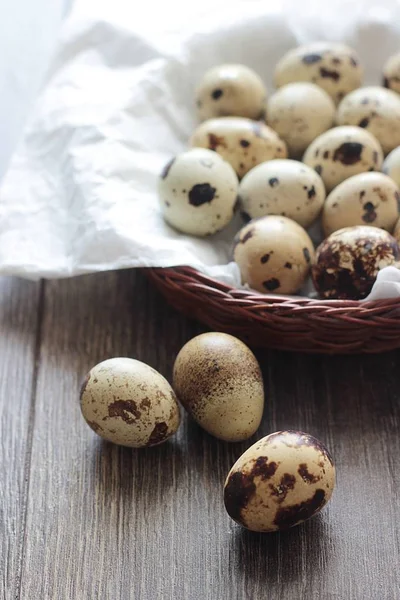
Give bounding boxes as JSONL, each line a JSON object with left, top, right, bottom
{"left": 0, "top": 277, "right": 42, "bottom": 599}
{"left": 18, "top": 270, "right": 400, "bottom": 599}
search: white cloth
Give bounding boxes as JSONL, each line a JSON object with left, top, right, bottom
{"left": 1, "top": 0, "right": 400, "bottom": 300}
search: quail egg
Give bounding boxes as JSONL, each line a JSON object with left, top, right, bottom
{"left": 190, "top": 117, "right": 287, "bottom": 179}
{"left": 383, "top": 52, "right": 400, "bottom": 95}
{"left": 80, "top": 358, "right": 180, "bottom": 447}
{"left": 224, "top": 430, "right": 335, "bottom": 532}
{"left": 303, "top": 126, "right": 383, "bottom": 192}
{"left": 274, "top": 42, "right": 363, "bottom": 105}
{"left": 172, "top": 333, "right": 264, "bottom": 442}
{"left": 233, "top": 215, "right": 315, "bottom": 295}
{"left": 382, "top": 145, "right": 400, "bottom": 187}
{"left": 336, "top": 86, "right": 400, "bottom": 155}
{"left": 322, "top": 172, "right": 400, "bottom": 236}
{"left": 195, "top": 64, "right": 267, "bottom": 122}
{"left": 158, "top": 148, "right": 238, "bottom": 237}
{"left": 312, "top": 226, "right": 400, "bottom": 299}
{"left": 266, "top": 82, "right": 335, "bottom": 157}
{"left": 239, "top": 159, "right": 325, "bottom": 228}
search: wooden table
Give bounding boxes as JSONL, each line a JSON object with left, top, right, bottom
{"left": 1, "top": 270, "right": 399, "bottom": 600}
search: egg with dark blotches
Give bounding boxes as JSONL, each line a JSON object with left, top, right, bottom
{"left": 172, "top": 333, "right": 264, "bottom": 442}
{"left": 239, "top": 159, "right": 325, "bottom": 228}
{"left": 274, "top": 42, "right": 363, "bottom": 105}
{"left": 195, "top": 64, "right": 267, "bottom": 122}
{"left": 80, "top": 358, "right": 180, "bottom": 448}
{"left": 312, "top": 226, "right": 400, "bottom": 299}
{"left": 322, "top": 172, "right": 400, "bottom": 236}
{"left": 336, "top": 86, "right": 400, "bottom": 155}
{"left": 158, "top": 148, "right": 238, "bottom": 237}
{"left": 224, "top": 430, "right": 335, "bottom": 532}
{"left": 303, "top": 126, "right": 383, "bottom": 192}
{"left": 266, "top": 82, "right": 335, "bottom": 157}
{"left": 190, "top": 117, "right": 287, "bottom": 179}
{"left": 383, "top": 52, "right": 400, "bottom": 95}
{"left": 233, "top": 215, "right": 315, "bottom": 295}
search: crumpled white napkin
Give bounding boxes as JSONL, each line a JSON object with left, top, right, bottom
{"left": 1, "top": 0, "right": 400, "bottom": 300}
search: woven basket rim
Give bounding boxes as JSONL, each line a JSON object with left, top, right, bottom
{"left": 149, "top": 265, "right": 400, "bottom": 310}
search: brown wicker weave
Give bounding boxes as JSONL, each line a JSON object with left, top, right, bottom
{"left": 147, "top": 266, "right": 400, "bottom": 354}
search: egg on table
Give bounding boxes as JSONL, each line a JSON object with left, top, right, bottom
{"left": 224, "top": 430, "right": 335, "bottom": 532}
{"left": 274, "top": 42, "right": 363, "bottom": 105}
{"left": 239, "top": 159, "right": 325, "bottom": 228}
{"left": 266, "top": 82, "right": 335, "bottom": 157}
{"left": 80, "top": 358, "right": 180, "bottom": 447}
{"left": 383, "top": 51, "right": 400, "bottom": 95}
{"left": 233, "top": 215, "right": 315, "bottom": 295}
{"left": 382, "top": 146, "right": 400, "bottom": 188}
{"left": 322, "top": 172, "right": 400, "bottom": 236}
{"left": 195, "top": 64, "right": 267, "bottom": 122}
{"left": 303, "top": 126, "right": 383, "bottom": 192}
{"left": 312, "top": 226, "right": 400, "bottom": 299}
{"left": 172, "top": 332, "right": 264, "bottom": 442}
{"left": 336, "top": 86, "right": 400, "bottom": 155}
{"left": 190, "top": 117, "right": 287, "bottom": 179}
{"left": 158, "top": 148, "right": 238, "bottom": 237}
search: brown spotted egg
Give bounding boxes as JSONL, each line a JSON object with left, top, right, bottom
{"left": 274, "top": 42, "right": 363, "bottom": 105}
{"left": 158, "top": 148, "right": 238, "bottom": 237}
{"left": 239, "top": 159, "right": 325, "bottom": 228}
{"left": 233, "top": 216, "right": 315, "bottom": 295}
{"left": 383, "top": 52, "right": 400, "bottom": 95}
{"left": 195, "top": 64, "right": 267, "bottom": 122}
{"left": 312, "top": 226, "right": 400, "bottom": 299}
{"left": 382, "top": 146, "right": 400, "bottom": 188}
{"left": 336, "top": 86, "right": 400, "bottom": 155}
{"left": 172, "top": 333, "right": 264, "bottom": 442}
{"left": 322, "top": 172, "right": 400, "bottom": 236}
{"left": 190, "top": 117, "right": 287, "bottom": 179}
{"left": 266, "top": 82, "right": 335, "bottom": 157}
{"left": 80, "top": 358, "right": 180, "bottom": 447}
{"left": 303, "top": 126, "right": 383, "bottom": 192}
{"left": 224, "top": 430, "right": 335, "bottom": 532}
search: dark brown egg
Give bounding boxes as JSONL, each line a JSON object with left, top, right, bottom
{"left": 312, "top": 226, "right": 400, "bottom": 299}
{"left": 223, "top": 430, "right": 335, "bottom": 532}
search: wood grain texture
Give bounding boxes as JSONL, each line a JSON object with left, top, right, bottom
{"left": 4, "top": 270, "right": 400, "bottom": 599}
{"left": 0, "top": 277, "right": 42, "bottom": 600}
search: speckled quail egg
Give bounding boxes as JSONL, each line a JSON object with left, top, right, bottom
{"left": 172, "top": 333, "right": 264, "bottom": 442}
{"left": 80, "top": 358, "right": 180, "bottom": 447}
{"left": 382, "top": 146, "right": 400, "bottom": 187}
{"left": 195, "top": 64, "right": 267, "bottom": 122}
{"left": 233, "top": 216, "right": 315, "bottom": 294}
{"left": 190, "top": 117, "right": 287, "bottom": 179}
{"left": 336, "top": 86, "right": 400, "bottom": 155}
{"left": 312, "top": 226, "right": 400, "bottom": 299}
{"left": 224, "top": 430, "right": 335, "bottom": 532}
{"left": 158, "top": 148, "right": 238, "bottom": 237}
{"left": 303, "top": 126, "right": 383, "bottom": 192}
{"left": 266, "top": 83, "right": 335, "bottom": 157}
{"left": 322, "top": 172, "right": 400, "bottom": 236}
{"left": 239, "top": 159, "right": 325, "bottom": 228}
{"left": 383, "top": 52, "right": 400, "bottom": 95}
{"left": 274, "top": 42, "right": 363, "bottom": 105}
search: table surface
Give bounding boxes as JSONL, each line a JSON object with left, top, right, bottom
{"left": 1, "top": 269, "right": 399, "bottom": 600}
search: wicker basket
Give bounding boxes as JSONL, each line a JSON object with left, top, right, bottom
{"left": 147, "top": 266, "right": 400, "bottom": 354}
